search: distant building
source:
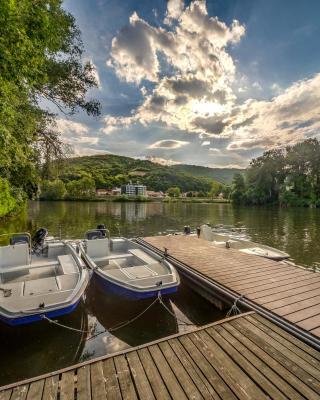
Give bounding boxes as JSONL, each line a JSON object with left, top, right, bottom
{"left": 121, "top": 183, "right": 147, "bottom": 196}
{"left": 96, "top": 189, "right": 108, "bottom": 196}
{"left": 111, "top": 187, "right": 121, "bottom": 196}
{"left": 146, "top": 190, "right": 164, "bottom": 198}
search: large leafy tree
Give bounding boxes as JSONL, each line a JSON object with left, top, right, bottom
{"left": 0, "top": 0, "right": 100, "bottom": 203}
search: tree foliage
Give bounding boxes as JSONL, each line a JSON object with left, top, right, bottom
{"left": 0, "top": 0, "right": 100, "bottom": 215}
{"left": 231, "top": 138, "right": 320, "bottom": 207}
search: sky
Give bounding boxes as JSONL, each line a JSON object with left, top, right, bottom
{"left": 58, "top": 0, "right": 320, "bottom": 168}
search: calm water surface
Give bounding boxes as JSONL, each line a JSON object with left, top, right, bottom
{"left": 1, "top": 200, "right": 320, "bottom": 385}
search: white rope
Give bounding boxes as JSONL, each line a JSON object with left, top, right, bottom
{"left": 158, "top": 293, "right": 195, "bottom": 326}
{"left": 226, "top": 294, "right": 244, "bottom": 317}
{"left": 42, "top": 292, "right": 196, "bottom": 340}
{"left": 41, "top": 315, "right": 91, "bottom": 333}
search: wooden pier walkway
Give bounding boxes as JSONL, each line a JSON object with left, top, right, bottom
{"left": 1, "top": 312, "right": 320, "bottom": 399}
{"left": 142, "top": 235, "right": 320, "bottom": 341}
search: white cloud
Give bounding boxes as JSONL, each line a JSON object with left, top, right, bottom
{"left": 56, "top": 119, "right": 89, "bottom": 135}
{"left": 227, "top": 73, "right": 320, "bottom": 150}
{"left": 201, "top": 140, "right": 210, "bottom": 146}
{"left": 144, "top": 156, "right": 181, "bottom": 166}
{"left": 104, "top": 0, "right": 320, "bottom": 160}
{"left": 105, "top": 0, "right": 244, "bottom": 135}
{"left": 164, "top": 0, "right": 184, "bottom": 25}
{"left": 148, "top": 139, "right": 190, "bottom": 149}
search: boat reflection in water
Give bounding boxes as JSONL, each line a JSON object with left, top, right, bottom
{"left": 0, "top": 300, "right": 88, "bottom": 386}
{"left": 84, "top": 277, "right": 179, "bottom": 351}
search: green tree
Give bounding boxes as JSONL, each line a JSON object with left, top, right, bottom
{"left": 0, "top": 0, "right": 100, "bottom": 215}
{"left": 66, "top": 177, "right": 95, "bottom": 199}
{"left": 167, "top": 187, "right": 181, "bottom": 197}
{"left": 231, "top": 173, "right": 246, "bottom": 205}
{"left": 40, "top": 179, "right": 67, "bottom": 200}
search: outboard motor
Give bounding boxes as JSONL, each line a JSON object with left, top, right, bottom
{"left": 85, "top": 230, "right": 103, "bottom": 240}
{"left": 32, "top": 228, "right": 48, "bottom": 253}
{"left": 183, "top": 225, "right": 191, "bottom": 235}
{"left": 196, "top": 226, "right": 201, "bottom": 238}
{"left": 97, "top": 224, "right": 107, "bottom": 238}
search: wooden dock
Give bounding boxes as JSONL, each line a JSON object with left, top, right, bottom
{"left": 141, "top": 235, "right": 320, "bottom": 345}
{"left": 1, "top": 312, "right": 320, "bottom": 399}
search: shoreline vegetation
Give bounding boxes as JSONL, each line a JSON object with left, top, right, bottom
{"left": 37, "top": 195, "right": 230, "bottom": 204}
{"left": 231, "top": 138, "right": 320, "bottom": 208}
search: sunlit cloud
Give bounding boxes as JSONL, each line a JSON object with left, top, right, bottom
{"left": 148, "top": 139, "right": 189, "bottom": 149}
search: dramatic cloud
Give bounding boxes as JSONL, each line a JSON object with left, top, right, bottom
{"left": 227, "top": 73, "right": 320, "bottom": 150}
{"left": 103, "top": 0, "right": 320, "bottom": 166}
{"left": 148, "top": 139, "right": 189, "bottom": 149}
{"left": 105, "top": 0, "right": 244, "bottom": 135}
{"left": 164, "top": 0, "right": 184, "bottom": 25}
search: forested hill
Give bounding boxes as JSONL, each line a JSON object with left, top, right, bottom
{"left": 170, "top": 164, "right": 242, "bottom": 184}
{"left": 55, "top": 154, "right": 241, "bottom": 193}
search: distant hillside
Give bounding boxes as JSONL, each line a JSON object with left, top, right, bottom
{"left": 170, "top": 164, "right": 243, "bottom": 184}
{"left": 55, "top": 154, "right": 240, "bottom": 192}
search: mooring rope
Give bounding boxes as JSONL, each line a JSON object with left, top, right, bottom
{"left": 41, "top": 292, "right": 195, "bottom": 340}
{"left": 226, "top": 294, "right": 244, "bottom": 317}
{"left": 41, "top": 315, "right": 92, "bottom": 333}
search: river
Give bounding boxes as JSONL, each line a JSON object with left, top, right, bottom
{"left": 0, "top": 200, "right": 319, "bottom": 385}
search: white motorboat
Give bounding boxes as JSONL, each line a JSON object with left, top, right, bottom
{"left": 0, "top": 230, "right": 89, "bottom": 326}
{"left": 80, "top": 227, "right": 179, "bottom": 299}
{"left": 200, "top": 224, "right": 290, "bottom": 261}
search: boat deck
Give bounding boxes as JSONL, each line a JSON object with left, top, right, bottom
{"left": 141, "top": 235, "right": 320, "bottom": 340}
{"left": 1, "top": 312, "right": 320, "bottom": 399}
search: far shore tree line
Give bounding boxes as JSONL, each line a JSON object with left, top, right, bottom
{"left": 230, "top": 138, "right": 320, "bottom": 208}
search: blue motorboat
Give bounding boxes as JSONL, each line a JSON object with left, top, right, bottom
{"left": 0, "top": 230, "right": 89, "bottom": 326}
{"left": 80, "top": 228, "right": 179, "bottom": 299}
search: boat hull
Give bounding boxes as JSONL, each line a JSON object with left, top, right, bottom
{"left": 0, "top": 300, "right": 80, "bottom": 326}
{"left": 94, "top": 271, "right": 177, "bottom": 300}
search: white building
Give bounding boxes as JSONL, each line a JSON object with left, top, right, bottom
{"left": 121, "top": 183, "right": 147, "bottom": 196}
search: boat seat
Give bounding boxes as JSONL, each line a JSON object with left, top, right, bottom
{"left": 24, "top": 277, "right": 59, "bottom": 296}
{"left": 2, "top": 290, "right": 74, "bottom": 313}
{"left": 56, "top": 274, "right": 79, "bottom": 291}
{"left": 86, "top": 238, "right": 110, "bottom": 259}
{"left": 0, "top": 243, "right": 30, "bottom": 269}
{"left": 0, "top": 282, "right": 24, "bottom": 301}
{"left": 128, "top": 249, "right": 157, "bottom": 265}
{"left": 57, "top": 255, "right": 78, "bottom": 275}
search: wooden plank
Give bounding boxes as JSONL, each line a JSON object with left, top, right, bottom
{"left": 310, "top": 326, "right": 320, "bottom": 336}
{"left": 0, "top": 390, "right": 12, "bottom": 400}
{"left": 179, "top": 335, "right": 237, "bottom": 400}
{"left": 42, "top": 376, "right": 59, "bottom": 400}
{"left": 168, "top": 338, "right": 219, "bottom": 400}
{"left": 90, "top": 362, "right": 106, "bottom": 400}
{"left": 297, "top": 313, "right": 320, "bottom": 331}
{"left": 11, "top": 385, "right": 28, "bottom": 400}
{"left": 230, "top": 270, "right": 310, "bottom": 291}
{"left": 76, "top": 366, "right": 91, "bottom": 400}
{"left": 207, "top": 326, "right": 288, "bottom": 400}
{"left": 274, "top": 296, "right": 320, "bottom": 317}
{"left": 126, "top": 351, "right": 155, "bottom": 400}
{"left": 244, "top": 274, "right": 319, "bottom": 295}
{"left": 248, "top": 276, "right": 320, "bottom": 300}
{"left": 220, "top": 265, "right": 295, "bottom": 284}
{"left": 284, "top": 305, "right": 320, "bottom": 324}
{"left": 250, "top": 280, "right": 320, "bottom": 304}
{"left": 137, "top": 348, "right": 171, "bottom": 400}
{"left": 246, "top": 315, "right": 320, "bottom": 370}
{"left": 231, "top": 319, "right": 320, "bottom": 399}
{"left": 102, "top": 358, "right": 122, "bottom": 400}
{"left": 213, "top": 324, "right": 303, "bottom": 400}
{"left": 114, "top": 355, "right": 138, "bottom": 400}
{"left": 158, "top": 341, "right": 203, "bottom": 400}
{"left": 240, "top": 317, "right": 320, "bottom": 382}
{"left": 190, "top": 330, "right": 269, "bottom": 400}
{"left": 60, "top": 371, "right": 75, "bottom": 400}
{"left": 26, "top": 380, "right": 44, "bottom": 400}
{"left": 148, "top": 345, "right": 187, "bottom": 400}
{"left": 262, "top": 288, "right": 320, "bottom": 310}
